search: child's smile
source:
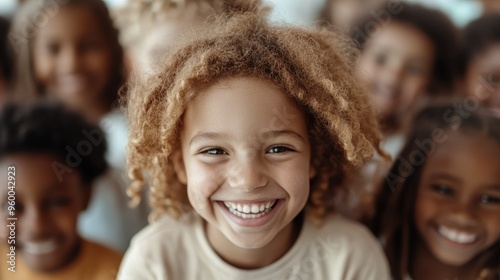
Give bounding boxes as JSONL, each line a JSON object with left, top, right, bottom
{"left": 174, "top": 76, "right": 315, "bottom": 264}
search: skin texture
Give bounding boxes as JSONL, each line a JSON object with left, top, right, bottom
{"left": 356, "top": 21, "right": 435, "bottom": 126}
{"left": 32, "top": 5, "right": 112, "bottom": 123}
{"left": 464, "top": 43, "right": 500, "bottom": 118}
{"left": 412, "top": 132, "right": 500, "bottom": 279}
{"left": 0, "top": 153, "right": 90, "bottom": 272}
{"left": 174, "top": 76, "right": 315, "bottom": 269}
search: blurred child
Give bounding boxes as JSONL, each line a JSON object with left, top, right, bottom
{"left": 11, "top": 0, "right": 125, "bottom": 125}
{"left": 351, "top": 3, "right": 459, "bottom": 157}
{"left": 461, "top": 14, "right": 500, "bottom": 118}
{"left": 0, "top": 101, "right": 122, "bottom": 279}
{"left": 117, "top": 1, "right": 390, "bottom": 279}
{"left": 10, "top": 0, "right": 149, "bottom": 252}
{"left": 374, "top": 102, "right": 500, "bottom": 280}
{"left": 480, "top": 0, "right": 500, "bottom": 15}
{"left": 0, "top": 16, "right": 12, "bottom": 103}
{"left": 114, "top": 0, "right": 216, "bottom": 74}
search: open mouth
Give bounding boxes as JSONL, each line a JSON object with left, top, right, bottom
{"left": 223, "top": 200, "right": 277, "bottom": 219}
{"left": 436, "top": 225, "right": 479, "bottom": 245}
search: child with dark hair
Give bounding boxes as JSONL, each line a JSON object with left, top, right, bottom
{"left": 0, "top": 16, "right": 12, "bottom": 103}
{"left": 461, "top": 14, "right": 500, "bottom": 118}
{"left": 117, "top": 1, "right": 390, "bottom": 279}
{"left": 351, "top": 3, "right": 459, "bottom": 155}
{"left": 0, "top": 101, "right": 122, "bottom": 279}
{"left": 374, "top": 102, "right": 500, "bottom": 280}
{"left": 9, "top": 0, "right": 149, "bottom": 251}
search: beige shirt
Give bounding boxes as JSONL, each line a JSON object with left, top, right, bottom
{"left": 118, "top": 213, "right": 391, "bottom": 280}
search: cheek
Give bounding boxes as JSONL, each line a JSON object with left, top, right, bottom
{"left": 356, "top": 55, "right": 377, "bottom": 83}
{"left": 483, "top": 212, "right": 500, "bottom": 245}
{"left": 414, "top": 190, "right": 438, "bottom": 231}
{"left": 186, "top": 162, "right": 223, "bottom": 209}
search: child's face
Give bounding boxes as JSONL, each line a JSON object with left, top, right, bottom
{"left": 414, "top": 132, "right": 500, "bottom": 266}
{"left": 175, "top": 77, "right": 315, "bottom": 250}
{"left": 32, "top": 5, "right": 112, "bottom": 110}
{"left": 356, "top": 21, "right": 435, "bottom": 122}
{"left": 0, "top": 153, "right": 90, "bottom": 272}
{"left": 328, "top": 0, "right": 387, "bottom": 30}
{"left": 464, "top": 43, "right": 500, "bottom": 117}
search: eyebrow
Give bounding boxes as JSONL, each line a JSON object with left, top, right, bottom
{"left": 189, "top": 130, "right": 305, "bottom": 146}
{"left": 428, "top": 173, "right": 461, "bottom": 183}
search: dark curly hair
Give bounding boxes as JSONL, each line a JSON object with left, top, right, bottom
{"left": 0, "top": 101, "right": 108, "bottom": 184}
{"left": 351, "top": 2, "right": 459, "bottom": 95}
{"left": 126, "top": 0, "right": 386, "bottom": 222}
{"left": 373, "top": 101, "right": 500, "bottom": 280}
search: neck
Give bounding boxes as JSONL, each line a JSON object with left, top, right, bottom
{"left": 206, "top": 217, "right": 302, "bottom": 269}
{"left": 410, "top": 238, "right": 481, "bottom": 280}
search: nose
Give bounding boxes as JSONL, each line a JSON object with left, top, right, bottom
{"left": 21, "top": 206, "right": 51, "bottom": 239}
{"left": 59, "top": 46, "right": 81, "bottom": 73}
{"left": 227, "top": 155, "right": 268, "bottom": 192}
{"left": 447, "top": 200, "right": 478, "bottom": 227}
{"left": 379, "top": 62, "right": 404, "bottom": 91}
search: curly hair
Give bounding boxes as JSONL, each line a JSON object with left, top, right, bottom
{"left": 0, "top": 101, "right": 108, "bottom": 185}
{"left": 373, "top": 102, "right": 500, "bottom": 280}
{"left": 126, "top": 0, "right": 385, "bottom": 223}
{"left": 351, "top": 3, "right": 459, "bottom": 95}
{"left": 10, "top": 0, "right": 125, "bottom": 110}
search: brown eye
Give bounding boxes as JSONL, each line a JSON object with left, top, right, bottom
{"left": 431, "top": 184, "right": 454, "bottom": 196}
{"left": 480, "top": 195, "right": 500, "bottom": 205}
{"left": 267, "top": 145, "right": 292, "bottom": 154}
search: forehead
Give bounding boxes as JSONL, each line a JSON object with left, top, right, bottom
{"left": 423, "top": 131, "right": 500, "bottom": 182}
{"left": 366, "top": 21, "right": 435, "bottom": 57}
{"left": 0, "top": 153, "right": 82, "bottom": 197}
{"left": 35, "top": 5, "right": 106, "bottom": 41}
{"left": 181, "top": 76, "right": 307, "bottom": 138}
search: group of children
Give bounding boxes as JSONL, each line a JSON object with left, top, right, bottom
{"left": 0, "top": 0, "right": 498, "bottom": 279}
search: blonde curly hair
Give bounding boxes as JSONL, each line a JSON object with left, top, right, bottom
{"left": 126, "top": 0, "right": 384, "bottom": 223}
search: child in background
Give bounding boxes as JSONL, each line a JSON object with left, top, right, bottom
{"left": 10, "top": 0, "right": 148, "bottom": 253}
{"left": 0, "top": 16, "right": 12, "bottom": 104}
{"left": 0, "top": 101, "right": 122, "bottom": 280}
{"left": 113, "top": 0, "right": 216, "bottom": 75}
{"left": 374, "top": 102, "right": 500, "bottom": 280}
{"left": 351, "top": 3, "right": 459, "bottom": 157}
{"left": 461, "top": 14, "right": 500, "bottom": 118}
{"left": 117, "top": 1, "right": 390, "bottom": 279}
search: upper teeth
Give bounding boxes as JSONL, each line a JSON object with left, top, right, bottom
{"left": 23, "top": 240, "right": 58, "bottom": 255}
{"left": 438, "top": 226, "right": 477, "bottom": 244}
{"left": 224, "top": 200, "right": 276, "bottom": 214}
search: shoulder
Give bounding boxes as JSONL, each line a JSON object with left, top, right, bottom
{"left": 83, "top": 239, "right": 123, "bottom": 267}
{"left": 305, "top": 215, "right": 391, "bottom": 279}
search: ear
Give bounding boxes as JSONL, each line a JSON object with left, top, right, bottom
{"left": 172, "top": 150, "right": 187, "bottom": 185}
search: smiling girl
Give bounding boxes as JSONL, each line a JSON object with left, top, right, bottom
{"left": 117, "top": 1, "right": 391, "bottom": 279}
{"left": 374, "top": 102, "right": 500, "bottom": 280}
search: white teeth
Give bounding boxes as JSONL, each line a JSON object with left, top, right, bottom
{"left": 438, "top": 225, "right": 477, "bottom": 244}
{"left": 223, "top": 200, "right": 277, "bottom": 219}
{"left": 23, "top": 240, "right": 58, "bottom": 255}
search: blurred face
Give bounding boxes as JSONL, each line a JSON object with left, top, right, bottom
{"left": 464, "top": 43, "right": 500, "bottom": 117}
{"left": 132, "top": 9, "right": 208, "bottom": 72}
{"left": 33, "top": 5, "right": 112, "bottom": 111}
{"left": 175, "top": 77, "right": 314, "bottom": 253}
{"left": 0, "top": 153, "right": 89, "bottom": 272}
{"left": 357, "top": 21, "right": 435, "bottom": 122}
{"left": 415, "top": 132, "right": 500, "bottom": 266}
